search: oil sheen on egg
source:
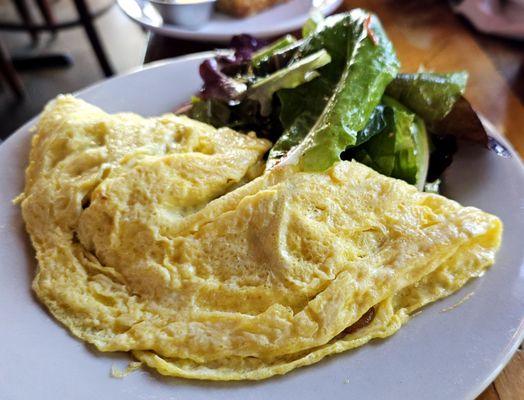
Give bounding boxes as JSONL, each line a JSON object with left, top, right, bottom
{"left": 20, "top": 95, "right": 502, "bottom": 380}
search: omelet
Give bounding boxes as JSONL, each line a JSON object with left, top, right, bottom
{"left": 19, "top": 95, "right": 502, "bottom": 381}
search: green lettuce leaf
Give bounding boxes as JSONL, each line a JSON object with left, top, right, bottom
{"left": 251, "top": 34, "right": 298, "bottom": 70}
{"left": 302, "top": 10, "right": 325, "bottom": 38}
{"left": 266, "top": 78, "right": 332, "bottom": 168}
{"left": 190, "top": 98, "right": 231, "bottom": 128}
{"left": 385, "top": 72, "right": 467, "bottom": 128}
{"left": 270, "top": 9, "right": 400, "bottom": 171}
{"left": 355, "top": 104, "right": 388, "bottom": 146}
{"left": 246, "top": 49, "right": 331, "bottom": 117}
{"left": 347, "top": 96, "right": 429, "bottom": 189}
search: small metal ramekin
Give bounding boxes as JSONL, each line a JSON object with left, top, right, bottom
{"left": 149, "top": 0, "right": 216, "bottom": 28}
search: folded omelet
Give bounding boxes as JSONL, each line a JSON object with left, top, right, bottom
{"left": 20, "top": 95, "right": 502, "bottom": 380}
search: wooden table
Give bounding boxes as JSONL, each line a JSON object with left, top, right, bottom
{"left": 143, "top": 1, "right": 524, "bottom": 398}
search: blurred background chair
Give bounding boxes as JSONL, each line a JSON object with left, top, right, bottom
{"left": 0, "top": 0, "right": 115, "bottom": 99}
{"left": 0, "top": 37, "right": 24, "bottom": 98}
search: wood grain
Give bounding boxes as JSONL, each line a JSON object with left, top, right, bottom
{"left": 478, "top": 349, "right": 524, "bottom": 400}
{"left": 494, "top": 349, "right": 524, "bottom": 400}
{"left": 478, "top": 384, "right": 502, "bottom": 400}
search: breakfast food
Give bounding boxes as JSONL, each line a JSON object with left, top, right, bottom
{"left": 20, "top": 95, "right": 502, "bottom": 380}
{"left": 216, "top": 0, "right": 289, "bottom": 17}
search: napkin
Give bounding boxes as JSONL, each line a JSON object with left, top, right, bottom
{"left": 451, "top": 0, "right": 524, "bottom": 39}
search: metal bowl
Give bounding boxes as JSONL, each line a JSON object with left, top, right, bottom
{"left": 149, "top": 0, "right": 216, "bottom": 29}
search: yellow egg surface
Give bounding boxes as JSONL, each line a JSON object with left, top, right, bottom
{"left": 20, "top": 95, "right": 502, "bottom": 381}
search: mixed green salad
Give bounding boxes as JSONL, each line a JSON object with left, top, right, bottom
{"left": 187, "top": 9, "right": 508, "bottom": 192}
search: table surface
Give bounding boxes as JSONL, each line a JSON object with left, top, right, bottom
{"left": 143, "top": 0, "right": 524, "bottom": 398}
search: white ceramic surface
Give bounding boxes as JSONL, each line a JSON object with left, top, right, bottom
{"left": 117, "top": 0, "right": 344, "bottom": 42}
{"left": 0, "top": 53, "right": 523, "bottom": 400}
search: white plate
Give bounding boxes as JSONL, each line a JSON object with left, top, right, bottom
{"left": 1, "top": 53, "right": 523, "bottom": 400}
{"left": 117, "top": 0, "right": 343, "bottom": 42}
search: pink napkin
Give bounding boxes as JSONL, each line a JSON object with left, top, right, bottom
{"left": 451, "top": 0, "right": 524, "bottom": 39}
